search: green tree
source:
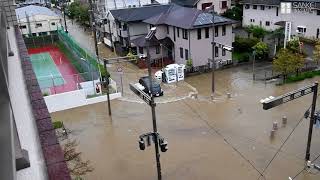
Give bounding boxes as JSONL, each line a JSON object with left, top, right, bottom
{"left": 245, "top": 25, "right": 268, "bottom": 40}
{"left": 273, "top": 48, "right": 304, "bottom": 82}
{"left": 313, "top": 41, "right": 320, "bottom": 64}
{"left": 222, "top": 4, "right": 243, "bottom": 21}
{"left": 269, "top": 27, "right": 284, "bottom": 47}
{"left": 253, "top": 41, "right": 269, "bottom": 60}
{"left": 287, "top": 39, "right": 300, "bottom": 53}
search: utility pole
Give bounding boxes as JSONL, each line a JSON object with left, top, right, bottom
{"left": 306, "top": 82, "right": 318, "bottom": 161}
{"left": 253, "top": 50, "right": 256, "bottom": 80}
{"left": 62, "top": 0, "right": 68, "bottom": 33}
{"left": 145, "top": 28, "right": 162, "bottom": 180}
{"left": 206, "top": 5, "right": 215, "bottom": 99}
{"left": 89, "top": 0, "right": 111, "bottom": 116}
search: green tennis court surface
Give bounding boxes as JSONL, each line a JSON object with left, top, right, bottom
{"left": 30, "top": 53, "right": 64, "bottom": 88}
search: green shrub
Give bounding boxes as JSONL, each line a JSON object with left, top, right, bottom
{"left": 53, "top": 121, "right": 63, "bottom": 129}
{"left": 42, "top": 92, "right": 49, "bottom": 96}
{"left": 233, "top": 52, "right": 250, "bottom": 63}
{"left": 233, "top": 36, "right": 259, "bottom": 53}
{"left": 286, "top": 70, "right": 320, "bottom": 83}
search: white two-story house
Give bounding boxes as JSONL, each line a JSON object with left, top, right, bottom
{"left": 107, "top": 4, "right": 235, "bottom": 70}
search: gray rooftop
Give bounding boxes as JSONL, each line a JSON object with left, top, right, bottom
{"left": 143, "top": 4, "right": 236, "bottom": 29}
{"left": 109, "top": 4, "right": 171, "bottom": 22}
{"left": 171, "top": 0, "right": 198, "bottom": 7}
{"left": 15, "top": 5, "right": 58, "bottom": 19}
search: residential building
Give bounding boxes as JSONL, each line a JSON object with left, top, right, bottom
{"left": 15, "top": 5, "right": 61, "bottom": 37}
{"left": 171, "top": 0, "right": 231, "bottom": 13}
{"left": 107, "top": 4, "right": 235, "bottom": 69}
{"left": 242, "top": 0, "right": 320, "bottom": 39}
{"left": 0, "top": 0, "right": 70, "bottom": 180}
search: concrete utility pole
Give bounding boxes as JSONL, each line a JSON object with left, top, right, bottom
{"left": 62, "top": 0, "right": 68, "bottom": 33}
{"left": 89, "top": 0, "right": 111, "bottom": 116}
{"left": 206, "top": 5, "right": 215, "bottom": 99}
{"left": 253, "top": 50, "right": 256, "bottom": 80}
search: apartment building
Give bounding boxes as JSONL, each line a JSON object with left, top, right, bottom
{"left": 242, "top": 0, "right": 320, "bottom": 39}
{"left": 0, "top": 1, "right": 70, "bottom": 179}
{"left": 15, "top": 5, "right": 61, "bottom": 37}
{"left": 172, "top": 0, "right": 231, "bottom": 13}
{"left": 107, "top": 4, "right": 235, "bottom": 69}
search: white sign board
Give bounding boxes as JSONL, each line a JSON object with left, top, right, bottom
{"left": 284, "top": 21, "right": 292, "bottom": 48}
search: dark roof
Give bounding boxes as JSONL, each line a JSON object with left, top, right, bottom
{"left": 131, "top": 35, "right": 159, "bottom": 47}
{"left": 240, "top": 0, "right": 280, "bottom": 5}
{"left": 109, "top": 4, "right": 171, "bottom": 22}
{"left": 144, "top": 4, "right": 236, "bottom": 29}
{"left": 171, "top": 0, "right": 198, "bottom": 7}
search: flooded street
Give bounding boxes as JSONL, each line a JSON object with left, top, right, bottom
{"left": 52, "top": 65, "right": 320, "bottom": 180}
{"left": 51, "top": 12, "right": 320, "bottom": 179}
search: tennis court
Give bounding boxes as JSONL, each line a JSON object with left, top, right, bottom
{"left": 30, "top": 52, "right": 65, "bottom": 88}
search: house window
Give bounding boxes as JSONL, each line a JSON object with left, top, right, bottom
{"left": 221, "top": 1, "right": 227, "bottom": 9}
{"left": 19, "top": 25, "right": 27, "bottom": 29}
{"left": 201, "top": 3, "right": 213, "bottom": 10}
{"left": 32, "top": 33, "right": 37, "bottom": 37}
{"left": 215, "top": 47, "right": 219, "bottom": 57}
{"left": 253, "top": 5, "right": 257, "bottom": 9}
{"left": 245, "top": 4, "right": 250, "bottom": 9}
{"left": 180, "top": 47, "right": 183, "bottom": 58}
{"left": 222, "top": 49, "right": 226, "bottom": 56}
{"left": 156, "top": 46, "right": 160, "bottom": 54}
{"left": 185, "top": 49, "right": 189, "bottom": 60}
{"left": 317, "top": 10, "right": 320, "bottom": 15}
{"left": 276, "top": 7, "right": 279, "bottom": 16}
{"left": 51, "top": 22, "right": 56, "bottom": 26}
{"left": 35, "top": 23, "right": 42, "bottom": 28}
{"left": 139, "top": 47, "right": 143, "bottom": 54}
{"left": 266, "top": 21, "right": 270, "bottom": 26}
{"left": 118, "top": 23, "right": 121, "bottom": 28}
{"left": 215, "top": 26, "right": 218, "bottom": 37}
{"left": 197, "top": 28, "right": 202, "bottom": 39}
{"left": 222, "top": 25, "right": 226, "bottom": 36}
{"left": 150, "top": 24, "right": 154, "bottom": 29}
{"left": 297, "top": 27, "right": 307, "bottom": 34}
{"left": 123, "top": 24, "right": 127, "bottom": 31}
{"left": 205, "top": 27, "right": 209, "bottom": 38}
{"left": 268, "top": 6, "right": 272, "bottom": 9}
{"left": 261, "top": 5, "right": 265, "bottom": 10}
{"left": 177, "top": 27, "right": 180, "bottom": 37}
{"left": 182, "top": 29, "right": 188, "bottom": 40}
{"left": 250, "top": 19, "right": 255, "bottom": 22}
{"left": 167, "top": 26, "right": 169, "bottom": 34}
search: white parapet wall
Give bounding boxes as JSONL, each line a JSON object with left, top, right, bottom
{"left": 44, "top": 89, "right": 121, "bottom": 113}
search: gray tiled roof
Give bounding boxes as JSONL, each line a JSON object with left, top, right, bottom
{"left": 143, "top": 4, "right": 235, "bottom": 29}
{"left": 240, "top": 0, "right": 281, "bottom": 5}
{"left": 171, "top": 0, "right": 198, "bottom": 7}
{"left": 109, "top": 4, "right": 171, "bottom": 22}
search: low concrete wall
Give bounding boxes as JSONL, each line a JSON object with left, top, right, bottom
{"left": 44, "top": 89, "right": 121, "bottom": 113}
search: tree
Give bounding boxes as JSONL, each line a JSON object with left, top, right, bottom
{"left": 269, "top": 27, "right": 284, "bottom": 47}
{"left": 63, "top": 140, "right": 94, "bottom": 179}
{"left": 273, "top": 48, "right": 304, "bottom": 82}
{"left": 245, "top": 25, "right": 268, "bottom": 40}
{"left": 287, "top": 39, "right": 300, "bottom": 53}
{"left": 313, "top": 41, "right": 320, "bottom": 64}
{"left": 253, "top": 41, "right": 269, "bottom": 60}
{"left": 222, "top": 5, "right": 243, "bottom": 21}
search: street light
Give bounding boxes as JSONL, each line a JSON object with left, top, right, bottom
{"left": 260, "top": 82, "right": 318, "bottom": 161}
{"left": 145, "top": 27, "right": 164, "bottom": 180}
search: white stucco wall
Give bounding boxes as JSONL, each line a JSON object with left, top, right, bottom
{"left": 129, "top": 22, "right": 149, "bottom": 39}
{"left": 190, "top": 25, "right": 233, "bottom": 67}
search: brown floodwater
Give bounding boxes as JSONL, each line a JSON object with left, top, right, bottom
{"left": 51, "top": 64, "right": 320, "bottom": 180}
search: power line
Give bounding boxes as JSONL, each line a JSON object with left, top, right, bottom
{"left": 257, "top": 105, "right": 312, "bottom": 180}
{"left": 182, "top": 100, "right": 266, "bottom": 179}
